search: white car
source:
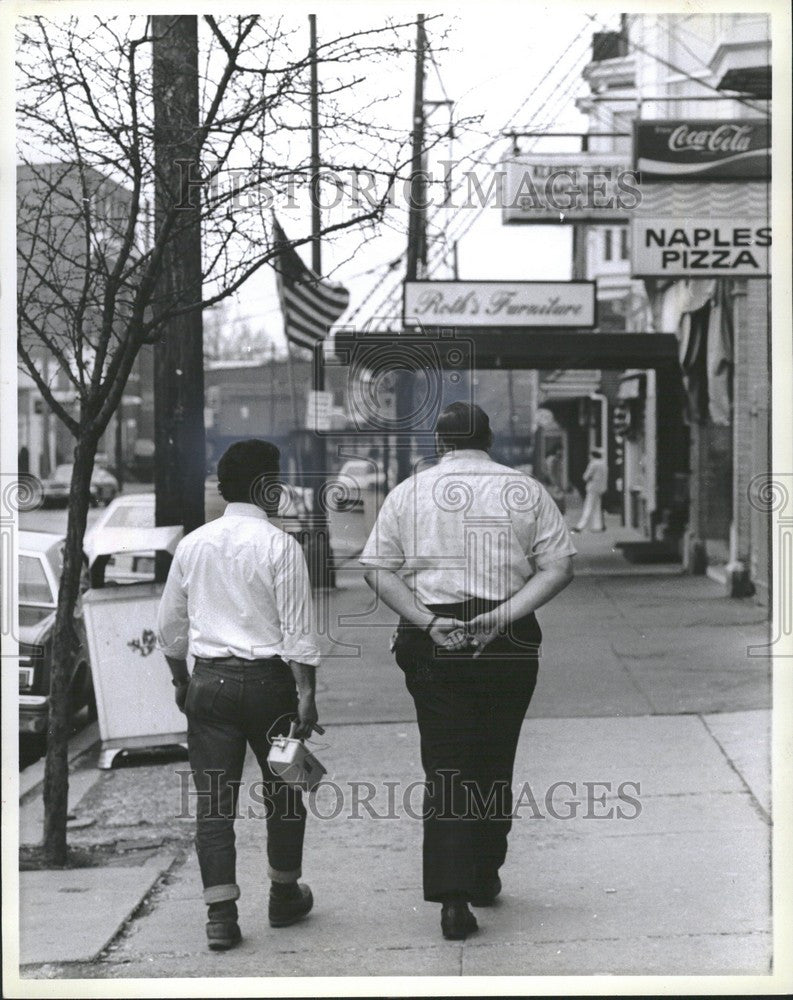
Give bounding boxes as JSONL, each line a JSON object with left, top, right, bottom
{"left": 83, "top": 493, "right": 157, "bottom": 567}
{"left": 330, "top": 459, "right": 386, "bottom": 512}
{"left": 15, "top": 530, "right": 93, "bottom": 734}
{"left": 83, "top": 493, "right": 184, "bottom": 586}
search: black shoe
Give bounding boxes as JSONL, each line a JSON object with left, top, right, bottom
{"left": 269, "top": 882, "right": 314, "bottom": 927}
{"left": 470, "top": 874, "right": 502, "bottom": 908}
{"left": 441, "top": 901, "right": 478, "bottom": 941}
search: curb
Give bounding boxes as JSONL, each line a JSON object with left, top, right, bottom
{"left": 19, "top": 849, "right": 180, "bottom": 967}
{"left": 19, "top": 721, "right": 100, "bottom": 804}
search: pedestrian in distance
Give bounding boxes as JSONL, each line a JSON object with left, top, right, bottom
{"left": 545, "top": 444, "right": 562, "bottom": 491}
{"left": 361, "top": 403, "right": 575, "bottom": 941}
{"left": 572, "top": 447, "right": 607, "bottom": 533}
{"left": 157, "top": 439, "right": 321, "bottom": 951}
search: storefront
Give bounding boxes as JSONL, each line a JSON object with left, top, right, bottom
{"left": 631, "top": 117, "right": 771, "bottom": 598}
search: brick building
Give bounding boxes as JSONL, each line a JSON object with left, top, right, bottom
{"left": 16, "top": 163, "right": 147, "bottom": 479}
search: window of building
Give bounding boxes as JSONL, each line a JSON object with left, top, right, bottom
{"left": 604, "top": 229, "right": 613, "bottom": 261}
{"left": 620, "top": 227, "right": 629, "bottom": 260}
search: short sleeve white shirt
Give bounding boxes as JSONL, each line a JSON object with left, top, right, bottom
{"left": 359, "top": 450, "right": 576, "bottom": 605}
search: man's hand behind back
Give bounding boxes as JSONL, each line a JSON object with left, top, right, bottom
{"left": 430, "top": 616, "right": 471, "bottom": 651}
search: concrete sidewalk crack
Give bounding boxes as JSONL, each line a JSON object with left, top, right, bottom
{"left": 696, "top": 714, "right": 771, "bottom": 826}
{"left": 609, "top": 643, "right": 659, "bottom": 714}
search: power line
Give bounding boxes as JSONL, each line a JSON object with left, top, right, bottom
{"left": 355, "top": 20, "right": 595, "bottom": 325}
{"left": 350, "top": 18, "right": 593, "bottom": 325}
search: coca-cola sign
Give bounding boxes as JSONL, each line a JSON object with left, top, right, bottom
{"left": 634, "top": 119, "right": 770, "bottom": 180}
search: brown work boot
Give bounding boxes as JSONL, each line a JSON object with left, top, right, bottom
{"left": 268, "top": 881, "right": 314, "bottom": 927}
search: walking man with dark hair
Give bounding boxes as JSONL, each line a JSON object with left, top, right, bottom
{"left": 361, "top": 403, "right": 575, "bottom": 940}
{"left": 157, "top": 438, "right": 320, "bottom": 951}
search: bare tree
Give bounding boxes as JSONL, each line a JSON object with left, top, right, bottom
{"left": 16, "top": 12, "right": 455, "bottom": 864}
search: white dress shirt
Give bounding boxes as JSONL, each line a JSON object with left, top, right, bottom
{"left": 360, "top": 449, "right": 576, "bottom": 605}
{"left": 157, "top": 502, "right": 320, "bottom": 666}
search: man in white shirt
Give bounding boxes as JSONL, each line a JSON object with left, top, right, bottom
{"left": 157, "top": 439, "right": 321, "bottom": 951}
{"left": 361, "top": 403, "right": 575, "bottom": 941}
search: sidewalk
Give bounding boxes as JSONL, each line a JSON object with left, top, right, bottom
{"left": 17, "top": 526, "right": 773, "bottom": 980}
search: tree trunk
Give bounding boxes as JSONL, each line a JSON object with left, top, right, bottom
{"left": 42, "top": 436, "right": 96, "bottom": 865}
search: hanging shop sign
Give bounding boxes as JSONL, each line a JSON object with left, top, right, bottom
{"left": 634, "top": 119, "right": 770, "bottom": 181}
{"left": 630, "top": 218, "right": 770, "bottom": 277}
{"left": 501, "top": 153, "right": 638, "bottom": 224}
{"left": 403, "top": 280, "right": 597, "bottom": 328}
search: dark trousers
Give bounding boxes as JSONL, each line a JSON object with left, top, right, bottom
{"left": 394, "top": 600, "right": 540, "bottom": 903}
{"left": 185, "top": 656, "right": 305, "bottom": 905}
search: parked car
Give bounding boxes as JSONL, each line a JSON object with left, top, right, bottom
{"left": 88, "top": 524, "right": 183, "bottom": 588}
{"left": 83, "top": 493, "right": 156, "bottom": 567}
{"left": 41, "top": 463, "right": 119, "bottom": 508}
{"left": 15, "top": 531, "right": 94, "bottom": 735}
{"left": 330, "top": 459, "right": 386, "bottom": 512}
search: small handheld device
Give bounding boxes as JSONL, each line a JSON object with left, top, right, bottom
{"left": 267, "top": 722, "right": 327, "bottom": 791}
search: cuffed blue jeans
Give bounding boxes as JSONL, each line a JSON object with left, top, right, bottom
{"left": 185, "top": 656, "right": 306, "bottom": 905}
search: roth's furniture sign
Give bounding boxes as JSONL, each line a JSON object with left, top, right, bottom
{"left": 501, "top": 153, "right": 638, "bottom": 224}
{"left": 630, "top": 219, "right": 770, "bottom": 277}
{"left": 403, "top": 281, "right": 596, "bottom": 328}
{"left": 634, "top": 119, "right": 770, "bottom": 181}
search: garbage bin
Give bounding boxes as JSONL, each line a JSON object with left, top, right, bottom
{"left": 82, "top": 525, "right": 185, "bottom": 768}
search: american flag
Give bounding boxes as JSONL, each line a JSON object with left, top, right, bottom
{"left": 272, "top": 217, "right": 350, "bottom": 351}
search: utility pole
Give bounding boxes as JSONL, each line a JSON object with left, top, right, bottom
{"left": 152, "top": 15, "right": 205, "bottom": 569}
{"left": 397, "top": 13, "right": 427, "bottom": 484}
{"left": 308, "top": 13, "right": 333, "bottom": 588}
{"left": 405, "top": 13, "right": 427, "bottom": 282}
{"left": 309, "top": 13, "right": 322, "bottom": 281}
